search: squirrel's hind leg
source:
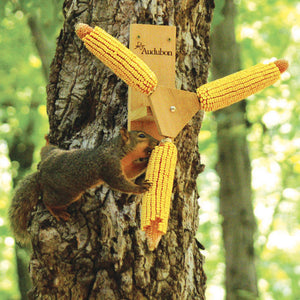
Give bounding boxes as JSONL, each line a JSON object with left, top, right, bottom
{"left": 45, "top": 204, "right": 70, "bottom": 221}
{"left": 41, "top": 186, "right": 81, "bottom": 221}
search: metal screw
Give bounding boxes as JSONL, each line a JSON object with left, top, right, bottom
{"left": 170, "top": 106, "right": 176, "bottom": 112}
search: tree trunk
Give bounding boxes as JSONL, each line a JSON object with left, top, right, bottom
{"left": 211, "top": 0, "right": 258, "bottom": 299}
{"left": 28, "top": 0, "right": 214, "bottom": 299}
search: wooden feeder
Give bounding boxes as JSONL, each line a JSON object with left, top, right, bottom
{"left": 75, "top": 23, "right": 288, "bottom": 251}
{"left": 128, "top": 24, "right": 199, "bottom": 140}
{"left": 76, "top": 22, "right": 288, "bottom": 140}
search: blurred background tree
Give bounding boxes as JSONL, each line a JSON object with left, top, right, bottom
{"left": 0, "top": 0, "right": 299, "bottom": 299}
{"left": 0, "top": 0, "right": 63, "bottom": 298}
{"left": 210, "top": 0, "right": 258, "bottom": 299}
{"left": 197, "top": 0, "right": 300, "bottom": 299}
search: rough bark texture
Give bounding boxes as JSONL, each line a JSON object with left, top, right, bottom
{"left": 211, "top": 0, "right": 258, "bottom": 299}
{"left": 28, "top": 1, "right": 214, "bottom": 299}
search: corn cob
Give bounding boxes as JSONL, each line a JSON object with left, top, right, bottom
{"left": 141, "top": 139, "right": 177, "bottom": 251}
{"left": 75, "top": 23, "right": 158, "bottom": 96}
{"left": 197, "top": 59, "right": 289, "bottom": 112}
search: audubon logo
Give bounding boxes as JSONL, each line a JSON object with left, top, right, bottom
{"left": 134, "top": 42, "right": 173, "bottom": 56}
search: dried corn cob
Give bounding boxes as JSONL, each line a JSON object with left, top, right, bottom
{"left": 75, "top": 23, "right": 158, "bottom": 95}
{"left": 141, "top": 139, "right": 177, "bottom": 251}
{"left": 197, "top": 59, "right": 289, "bottom": 112}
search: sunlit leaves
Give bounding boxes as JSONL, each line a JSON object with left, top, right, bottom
{"left": 0, "top": 0, "right": 63, "bottom": 298}
{"left": 200, "top": 0, "right": 300, "bottom": 299}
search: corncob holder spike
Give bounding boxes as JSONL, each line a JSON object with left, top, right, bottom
{"left": 75, "top": 23, "right": 288, "bottom": 250}
{"left": 75, "top": 23, "right": 288, "bottom": 140}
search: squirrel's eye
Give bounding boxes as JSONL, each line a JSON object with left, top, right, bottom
{"left": 138, "top": 133, "right": 146, "bottom": 138}
{"left": 139, "top": 157, "right": 148, "bottom": 162}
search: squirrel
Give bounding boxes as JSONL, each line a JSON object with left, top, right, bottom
{"left": 9, "top": 128, "right": 158, "bottom": 245}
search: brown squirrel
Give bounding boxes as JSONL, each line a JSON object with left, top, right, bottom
{"left": 9, "top": 128, "right": 158, "bottom": 245}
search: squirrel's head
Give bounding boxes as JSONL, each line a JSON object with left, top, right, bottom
{"left": 120, "top": 128, "right": 158, "bottom": 158}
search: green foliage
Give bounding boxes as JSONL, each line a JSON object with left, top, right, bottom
{"left": 199, "top": 0, "right": 300, "bottom": 299}
{"left": 0, "top": 0, "right": 63, "bottom": 298}
{"left": 0, "top": 0, "right": 299, "bottom": 298}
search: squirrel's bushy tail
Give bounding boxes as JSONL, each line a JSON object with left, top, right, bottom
{"left": 9, "top": 172, "right": 40, "bottom": 246}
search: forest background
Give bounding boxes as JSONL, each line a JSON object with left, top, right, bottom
{"left": 0, "top": 0, "right": 299, "bottom": 299}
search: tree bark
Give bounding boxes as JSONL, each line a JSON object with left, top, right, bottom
{"left": 211, "top": 0, "right": 258, "bottom": 299}
{"left": 28, "top": 1, "right": 214, "bottom": 299}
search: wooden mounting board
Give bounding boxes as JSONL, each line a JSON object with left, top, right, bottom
{"left": 149, "top": 86, "right": 200, "bottom": 138}
{"left": 128, "top": 24, "right": 176, "bottom": 139}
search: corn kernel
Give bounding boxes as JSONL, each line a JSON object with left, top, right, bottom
{"left": 197, "top": 60, "right": 288, "bottom": 112}
{"left": 75, "top": 23, "right": 158, "bottom": 95}
{"left": 141, "top": 139, "right": 177, "bottom": 251}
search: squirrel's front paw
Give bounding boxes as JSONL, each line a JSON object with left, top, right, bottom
{"left": 138, "top": 179, "right": 152, "bottom": 193}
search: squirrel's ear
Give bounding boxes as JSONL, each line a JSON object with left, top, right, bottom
{"left": 120, "top": 128, "right": 130, "bottom": 144}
